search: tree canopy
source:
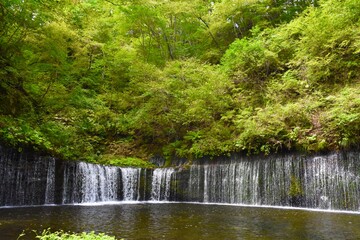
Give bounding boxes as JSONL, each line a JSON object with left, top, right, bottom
{"left": 0, "top": 0, "right": 359, "bottom": 165}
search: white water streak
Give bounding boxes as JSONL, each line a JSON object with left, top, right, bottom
{"left": 151, "top": 168, "right": 174, "bottom": 201}
{"left": 121, "top": 168, "right": 141, "bottom": 201}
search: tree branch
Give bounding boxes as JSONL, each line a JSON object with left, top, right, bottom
{"left": 197, "top": 16, "right": 220, "bottom": 49}
{"left": 103, "top": 0, "right": 122, "bottom": 6}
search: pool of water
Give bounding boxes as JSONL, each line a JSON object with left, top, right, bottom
{"left": 0, "top": 203, "right": 359, "bottom": 239}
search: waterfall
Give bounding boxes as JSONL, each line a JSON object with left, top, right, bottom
{"left": 302, "top": 154, "right": 360, "bottom": 210}
{"left": 121, "top": 168, "right": 141, "bottom": 201}
{"left": 0, "top": 146, "right": 56, "bottom": 206}
{"left": 184, "top": 153, "right": 360, "bottom": 210}
{"left": 190, "top": 161, "right": 261, "bottom": 204}
{"left": 82, "top": 163, "right": 118, "bottom": 202}
{"left": 77, "top": 162, "right": 119, "bottom": 202}
{"left": 151, "top": 168, "right": 174, "bottom": 201}
{"left": 0, "top": 145, "right": 359, "bottom": 211}
{"left": 62, "top": 162, "right": 121, "bottom": 203}
{"left": 45, "top": 157, "right": 56, "bottom": 204}
{"left": 62, "top": 163, "right": 144, "bottom": 203}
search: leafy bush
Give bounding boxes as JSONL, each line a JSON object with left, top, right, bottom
{"left": 221, "top": 35, "right": 280, "bottom": 85}
{"left": 0, "top": 117, "right": 52, "bottom": 152}
{"left": 288, "top": 0, "right": 360, "bottom": 84}
{"left": 30, "top": 229, "right": 118, "bottom": 240}
{"left": 321, "top": 85, "right": 360, "bottom": 148}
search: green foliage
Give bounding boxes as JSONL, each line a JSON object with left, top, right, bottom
{"left": 321, "top": 85, "right": 360, "bottom": 148}
{"left": 125, "top": 59, "right": 233, "bottom": 158}
{"left": 100, "top": 156, "right": 155, "bottom": 169}
{"left": 232, "top": 101, "right": 312, "bottom": 154}
{"left": 31, "top": 229, "right": 118, "bottom": 240}
{"left": 219, "top": 0, "right": 360, "bottom": 155}
{"left": 221, "top": 33, "right": 280, "bottom": 85}
{"left": 0, "top": 117, "right": 52, "bottom": 152}
{"left": 199, "top": 0, "right": 315, "bottom": 62}
{"left": 1, "top": 0, "right": 360, "bottom": 165}
{"left": 288, "top": 0, "right": 360, "bottom": 85}
{"left": 266, "top": 71, "right": 309, "bottom": 104}
{"left": 289, "top": 175, "right": 303, "bottom": 197}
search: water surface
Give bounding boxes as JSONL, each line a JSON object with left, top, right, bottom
{"left": 0, "top": 203, "right": 359, "bottom": 240}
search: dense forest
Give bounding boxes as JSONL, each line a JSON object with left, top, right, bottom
{"left": 0, "top": 0, "right": 359, "bottom": 166}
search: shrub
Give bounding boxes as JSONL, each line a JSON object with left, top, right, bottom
{"left": 19, "top": 229, "right": 119, "bottom": 240}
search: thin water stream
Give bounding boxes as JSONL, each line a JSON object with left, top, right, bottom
{"left": 0, "top": 203, "right": 359, "bottom": 240}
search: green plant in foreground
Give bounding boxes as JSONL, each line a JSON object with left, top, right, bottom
{"left": 21, "top": 229, "right": 121, "bottom": 240}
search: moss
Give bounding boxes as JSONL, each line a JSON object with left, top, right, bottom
{"left": 99, "top": 155, "right": 155, "bottom": 169}
{"left": 289, "top": 175, "right": 304, "bottom": 206}
{"left": 289, "top": 175, "right": 303, "bottom": 197}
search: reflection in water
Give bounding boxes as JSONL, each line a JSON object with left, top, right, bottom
{"left": 0, "top": 203, "right": 359, "bottom": 240}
